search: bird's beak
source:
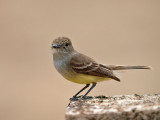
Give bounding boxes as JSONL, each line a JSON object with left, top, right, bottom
{"left": 52, "top": 44, "right": 61, "bottom": 48}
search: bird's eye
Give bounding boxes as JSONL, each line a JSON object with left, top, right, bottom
{"left": 65, "top": 43, "right": 69, "bottom": 46}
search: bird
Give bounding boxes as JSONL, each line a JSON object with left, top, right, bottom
{"left": 51, "top": 37, "right": 150, "bottom": 100}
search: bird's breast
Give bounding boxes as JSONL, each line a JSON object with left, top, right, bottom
{"left": 53, "top": 56, "right": 75, "bottom": 78}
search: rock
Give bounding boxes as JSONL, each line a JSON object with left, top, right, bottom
{"left": 65, "top": 94, "right": 160, "bottom": 120}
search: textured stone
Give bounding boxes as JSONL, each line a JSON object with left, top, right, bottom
{"left": 65, "top": 94, "right": 160, "bottom": 120}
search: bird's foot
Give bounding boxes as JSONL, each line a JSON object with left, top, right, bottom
{"left": 69, "top": 96, "right": 81, "bottom": 101}
{"left": 81, "top": 96, "right": 93, "bottom": 100}
{"left": 70, "top": 96, "right": 93, "bottom": 101}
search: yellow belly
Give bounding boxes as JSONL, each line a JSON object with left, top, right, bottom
{"left": 65, "top": 74, "right": 110, "bottom": 84}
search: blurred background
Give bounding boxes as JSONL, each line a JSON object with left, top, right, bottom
{"left": 0, "top": 0, "right": 160, "bottom": 120}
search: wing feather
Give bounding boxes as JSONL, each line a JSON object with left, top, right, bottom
{"left": 70, "top": 53, "right": 120, "bottom": 81}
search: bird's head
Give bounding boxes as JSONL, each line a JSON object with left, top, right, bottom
{"left": 51, "top": 37, "right": 74, "bottom": 55}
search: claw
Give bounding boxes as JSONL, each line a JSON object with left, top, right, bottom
{"left": 81, "top": 96, "right": 93, "bottom": 100}
{"left": 69, "top": 96, "right": 81, "bottom": 101}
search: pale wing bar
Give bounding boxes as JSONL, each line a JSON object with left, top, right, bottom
{"left": 70, "top": 54, "right": 120, "bottom": 82}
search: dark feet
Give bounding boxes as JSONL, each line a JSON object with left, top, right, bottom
{"left": 70, "top": 96, "right": 93, "bottom": 101}
{"left": 81, "top": 96, "right": 93, "bottom": 100}
{"left": 69, "top": 96, "right": 81, "bottom": 101}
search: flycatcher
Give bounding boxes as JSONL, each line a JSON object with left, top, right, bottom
{"left": 51, "top": 37, "right": 150, "bottom": 100}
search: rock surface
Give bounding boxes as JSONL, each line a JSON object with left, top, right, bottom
{"left": 65, "top": 94, "right": 160, "bottom": 120}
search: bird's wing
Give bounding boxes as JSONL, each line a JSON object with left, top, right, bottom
{"left": 70, "top": 53, "right": 120, "bottom": 82}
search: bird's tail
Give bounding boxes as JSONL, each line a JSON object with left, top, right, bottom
{"left": 107, "top": 65, "right": 151, "bottom": 70}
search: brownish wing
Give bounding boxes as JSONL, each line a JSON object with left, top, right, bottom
{"left": 70, "top": 53, "right": 120, "bottom": 82}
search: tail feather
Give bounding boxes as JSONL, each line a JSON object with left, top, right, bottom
{"left": 106, "top": 65, "right": 151, "bottom": 70}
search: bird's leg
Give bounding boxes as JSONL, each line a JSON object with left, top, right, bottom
{"left": 73, "top": 84, "right": 90, "bottom": 98}
{"left": 82, "top": 82, "right": 96, "bottom": 99}
{"left": 70, "top": 84, "right": 90, "bottom": 101}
